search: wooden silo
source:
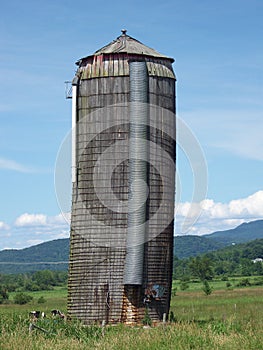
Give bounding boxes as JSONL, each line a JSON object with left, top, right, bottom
{"left": 68, "top": 30, "right": 176, "bottom": 325}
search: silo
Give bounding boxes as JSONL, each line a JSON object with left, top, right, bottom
{"left": 68, "top": 30, "right": 176, "bottom": 325}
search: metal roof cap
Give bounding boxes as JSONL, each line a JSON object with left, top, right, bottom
{"left": 76, "top": 30, "right": 174, "bottom": 65}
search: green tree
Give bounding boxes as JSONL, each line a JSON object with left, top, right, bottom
{"left": 0, "top": 286, "right": 9, "bottom": 304}
{"left": 202, "top": 280, "right": 213, "bottom": 295}
{"left": 13, "top": 292, "right": 33, "bottom": 305}
{"left": 240, "top": 258, "right": 254, "bottom": 276}
{"left": 37, "top": 296, "right": 46, "bottom": 304}
{"left": 189, "top": 256, "right": 214, "bottom": 295}
{"left": 23, "top": 280, "right": 40, "bottom": 291}
{"left": 189, "top": 256, "right": 214, "bottom": 281}
{"left": 32, "top": 270, "right": 56, "bottom": 289}
{"left": 253, "top": 261, "right": 263, "bottom": 275}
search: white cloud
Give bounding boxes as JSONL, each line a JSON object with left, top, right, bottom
{"left": 0, "top": 158, "right": 33, "bottom": 173}
{"left": 222, "top": 219, "right": 246, "bottom": 227}
{"left": 176, "top": 190, "right": 263, "bottom": 235}
{"left": 48, "top": 212, "right": 71, "bottom": 225}
{"left": 229, "top": 191, "right": 263, "bottom": 216}
{"left": 53, "top": 230, "right": 70, "bottom": 239}
{"left": 0, "top": 212, "right": 70, "bottom": 250}
{"left": 2, "top": 191, "right": 263, "bottom": 249}
{"left": 26, "top": 239, "right": 44, "bottom": 247}
{"left": 0, "top": 158, "right": 51, "bottom": 174}
{"left": 0, "top": 221, "right": 10, "bottom": 230}
{"left": 15, "top": 213, "right": 47, "bottom": 227}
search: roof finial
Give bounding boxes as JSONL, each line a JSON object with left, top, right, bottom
{"left": 121, "top": 29, "right": 127, "bottom": 36}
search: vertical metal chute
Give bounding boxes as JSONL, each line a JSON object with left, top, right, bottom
{"left": 71, "top": 77, "right": 79, "bottom": 183}
{"left": 123, "top": 61, "right": 148, "bottom": 285}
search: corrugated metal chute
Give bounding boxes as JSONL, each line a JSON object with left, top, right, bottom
{"left": 123, "top": 60, "right": 148, "bottom": 285}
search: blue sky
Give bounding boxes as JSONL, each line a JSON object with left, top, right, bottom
{"left": 0, "top": 0, "right": 263, "bottom": 249}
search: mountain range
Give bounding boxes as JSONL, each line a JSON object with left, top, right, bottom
{"left": 175, "top": 219, "right": 263, "bottom": 259}
{"left": 0, "top": 219, "right": 262, "bottom": 273}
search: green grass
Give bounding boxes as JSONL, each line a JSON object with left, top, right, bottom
{"left": 0, "top": 283, "right": 262, "bottom": 349}
{"left": 2, "top": 287, "right": 67, "bottom": 317}
{"left": 8, "top": 286, "right": 68, "bottom": 301}
{"left": 173, "top": 275, "right": 263, "bottom": 292}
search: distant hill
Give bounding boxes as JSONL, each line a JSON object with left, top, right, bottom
{"left": 0, "top": 219, "right": 262, "bottom": 273}
{"left": 174, "top": 235, "right": 222, "bottom": 259}
{"left": 174, "top": 220, "right": 263, "bottom": 259}
{"left": 204, "top": 220, "right": 263, "bottom": 246}
{"left": 209, "top": 238, "right": 263, "bottom": 261}
{"left": 0, "top": 239, "right": 69, "bottom": 274}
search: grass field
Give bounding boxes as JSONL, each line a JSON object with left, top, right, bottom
{"left": 0, "top": 282, "right": 262, "bottom": 349}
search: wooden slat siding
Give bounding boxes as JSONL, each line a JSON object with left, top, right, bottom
{"left": 119, "top": 56, "right": 124, "bottom": 76}
{"left": 78, "top": 78, "right": 130, "bottom": 110}
{"left": 78, "top": 55, "right": 175, "bottom": 79}
{"left": 68, "top": 51, "right": 175, "bottom": 325}
{"left": 68, "top": 233, "right": 126, "bottom": 323}
{"left": 69, "top": 71, "right": 129, "bottom": 324}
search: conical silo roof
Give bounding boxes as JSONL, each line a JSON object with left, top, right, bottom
{"left": 76, "top": 30, "right": 174, "bottom": 64}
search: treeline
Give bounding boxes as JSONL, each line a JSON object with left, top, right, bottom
{"left": 0, "top": 270, "right": 67, "bottom": 303}
{"left": 0, "top": 239, "right": 262, "bottom": 302}
{"left": 173, "top": 235, "right": 222, "bottom": 259}
{"left": 174, "top": 239, "right": 263, "bottom": 280}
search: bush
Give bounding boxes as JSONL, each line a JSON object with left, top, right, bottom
{"left": 142, "top": 307, "right": 152, "bottom": 326}
{"left": 171, "top": 286, "right": 177, "bottom": 296}
{"left": 253, "top": 277, "right": 263, "bottom": 286}
{"left": 169, "top": 311, "right": 177, "bottom": 322}
{"left": 0, "top": 286, "right": 9, "bottom": 304}
{"left": 221, "top": 276, "right": 229, "bottom": 281}
{"left": 180, "top": 281, "right": 189, "bottom": 291}
{"left": 236, "top": 278, "right": 251, "bottom": 287}
{"left": 202, "top": 280, "right": 213, "bottom": 295}
{"left": 226, "top": 282, "right": 232, "bottom": 289}
{"left": 37, "top": 296, "right": 46, "bottom": 304}
{"left": 13, "top": 292, "right": 33, "bottom": 305}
